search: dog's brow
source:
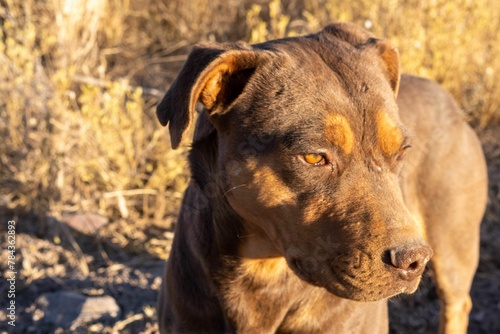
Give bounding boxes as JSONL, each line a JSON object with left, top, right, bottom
{"left": 280, "top": 131, "right": 303, "bottom": 150}
{"left": 375, "top": 111, "right": 404, "bottom": 155}
{"left": 325, "top": 113, "right": 354, "bottom": 154}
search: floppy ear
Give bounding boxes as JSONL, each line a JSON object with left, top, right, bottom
{"left": 156, "top": 45, "right": 265, "bottom": 149}
{"left": 371, "top": 38, "right": 400, "bottom": 97}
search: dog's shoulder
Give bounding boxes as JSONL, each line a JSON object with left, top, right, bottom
{"left": 398, "top": 74, "right": 463, "bottom": 121}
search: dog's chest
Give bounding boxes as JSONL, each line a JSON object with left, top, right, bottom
{"left": 222, "top": 257, "right": 388, "bottom": 333}
{"left": 222, "top": 258, "right": 347, "bottom": 333}
{"left": 223, "top": 258, "right": 307, "bottom": 332}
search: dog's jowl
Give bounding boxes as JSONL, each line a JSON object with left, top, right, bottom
{"left": 156, "top": 22, "right": 488, "bottom": 334}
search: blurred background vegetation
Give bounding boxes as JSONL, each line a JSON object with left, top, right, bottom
{"left": 1, "top": 0, "right": 499, "bottom": 231}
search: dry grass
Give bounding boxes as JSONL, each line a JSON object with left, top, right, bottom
{"left": 1, "top": 0, "right": 499, "bottom": 225}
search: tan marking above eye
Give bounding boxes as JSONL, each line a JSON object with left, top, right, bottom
{"left": 376, "top": 111, "right": 404, "bottom": 155}
{"left": 325, "top": 114, "right": 354, "bottom": 154}
{"left": 303, "top": 153, "right": 325, "bottom": 165}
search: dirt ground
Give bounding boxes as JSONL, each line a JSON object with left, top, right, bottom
{"left": 0, "top": 128, "right": 499, "bottom": 334}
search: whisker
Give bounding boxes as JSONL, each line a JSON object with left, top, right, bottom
{"left": 223, "top": 184, "right": 247, "bottom": 198}
{"left": 236, "top": 233, "right": 256, "bottom": 239}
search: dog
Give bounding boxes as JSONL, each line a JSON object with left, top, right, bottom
{"left": 156, "top": 22, "right": 488, "bottom": 334}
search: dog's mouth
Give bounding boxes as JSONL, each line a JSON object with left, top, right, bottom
{"left": 288, "top": 257, "right": 423, "bottom": 302}
{"left": 290, "top": 258, "right": 318, "bottom": 284}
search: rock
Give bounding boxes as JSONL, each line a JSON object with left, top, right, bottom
{"left": 59, "top": 213, "right": 109, "bottom": 235}
{"left": 32, "top": 291, "right": 120, "bottom": 330}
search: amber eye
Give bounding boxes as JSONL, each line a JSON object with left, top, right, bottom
{"left": 303, "top": 153, "right": 326, "bottom": 165}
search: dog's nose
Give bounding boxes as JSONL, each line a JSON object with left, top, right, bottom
{"left": 387, "top": 244, "right": 433, "bottom": 281}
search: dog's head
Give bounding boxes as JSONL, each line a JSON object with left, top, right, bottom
{"left": 157, "top": 22, "right": 432, "bottom": 302}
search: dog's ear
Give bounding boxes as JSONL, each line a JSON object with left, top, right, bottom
{"left": 157, "top": 45, "right": 265, "bottom": 149}
{"left": 369, "top": 38, "right": 400, "bottom": 97}
{"left": 322, "top": 23, "right": 400, "bottom": 97}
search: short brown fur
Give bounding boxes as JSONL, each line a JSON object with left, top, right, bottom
{"left": 325, "top": 114, "right": 355, "bottom": 154}
{"left": 156, "top": 22, "right": 487, "bottom": 334}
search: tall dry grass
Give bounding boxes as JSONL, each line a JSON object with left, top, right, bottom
{"left": 1, "top": 0, "right": 499, "bottom": 224}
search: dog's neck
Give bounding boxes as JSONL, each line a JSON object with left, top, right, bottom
{"left": 189, "top": 116, "right": 247, "bottom": 257}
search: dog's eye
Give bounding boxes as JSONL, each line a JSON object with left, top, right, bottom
{"left": 303, "top": 153, "right": 326, "bottom": 166}
{"left": 397, "top": 144, "right": 412, "bottom": 161}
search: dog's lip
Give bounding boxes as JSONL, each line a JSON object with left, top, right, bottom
{"left": 289, "top": 258, "right": 358, "bottom": 291}
{"left": 290, "top": 257, "right": 423, "bottom": 301}
{"left": 290, "top": 258, "right": 312, "bottom": 281}
{"left": 332, "top": 265, "right": 423, "bottom": 294}
{"left": 324, "top": 270, "right": 420, "bottom": 301}
{"left": 289, "top": 258, "right": 324, "bottom": 287}
{"left": 277, "top": 249, "right": 423, "bottom": 302}
{"left": 326, "top": 267, "right": 367, "bottom": 294}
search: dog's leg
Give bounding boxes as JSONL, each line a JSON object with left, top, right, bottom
{"left": 429, "top": 228, "right": 479, "bottom": 334}
{"left": 422, "top": 133, "right": 487, "bottom": 334}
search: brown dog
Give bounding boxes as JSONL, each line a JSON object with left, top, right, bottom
{"left": 156, "top": 22, "right": 488, "bottom": 334}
